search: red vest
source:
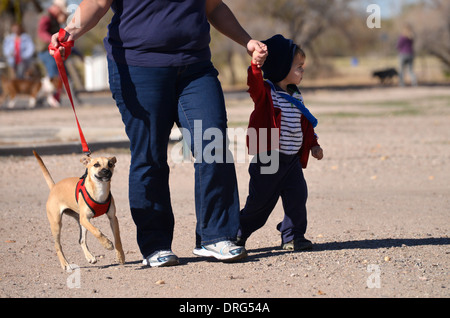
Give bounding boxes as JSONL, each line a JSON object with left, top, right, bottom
{"left": 75, "top": 177, "right": 111, "bottom": 218}
{"left": 246, "top": 62, "right": 320, "bottom": 168}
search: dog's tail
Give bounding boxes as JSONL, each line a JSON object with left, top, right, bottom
{"left": 33, "top": 150, "right": 55, "bottom": 189}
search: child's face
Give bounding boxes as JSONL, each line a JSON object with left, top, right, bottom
{"left": 285, "top": 53, "right": 305, "bottom": 85}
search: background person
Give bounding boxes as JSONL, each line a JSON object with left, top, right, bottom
{"left": 37, "top": 0, "right": 68, "bottom": 104}
{"left": 397, "top": 23, "right": 418, "bottom": 87}
{"left": 2, "top": 22, "right": 35, "bottom": 79}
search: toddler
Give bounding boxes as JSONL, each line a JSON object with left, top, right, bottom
{"left": 237, "top": 34, "right": 323, "bottom": 251}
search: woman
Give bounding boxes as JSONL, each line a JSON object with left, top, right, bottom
{"left": 3, "top": 22, "right": 35, "bottom": 79}
{"left": 397, "top": 23, "right": 418, "bottom": 87}
{"left": 50, "top": 0, "right": 267, "bottom": 267}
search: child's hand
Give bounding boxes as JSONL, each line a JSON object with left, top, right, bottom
{"left": 248, "top": 40, "right": 268, "bottom": 67}
{"left": 252, "top": 50, "right": 268, "bottom": 68}
{"left": 311, "top": 146, "right": 323, "bottom": 160}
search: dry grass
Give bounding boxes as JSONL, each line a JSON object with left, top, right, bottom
{"left": 218, "top": 54, "right": 450, "bottom": 89}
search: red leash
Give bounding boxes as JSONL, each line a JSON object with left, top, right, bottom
{"left": 48, "top": 29, "right": 91, "bottom": 155}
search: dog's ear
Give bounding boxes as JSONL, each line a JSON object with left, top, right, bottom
{"left": 80, "top": 155, "right": 91, "bottom": 167}
{"left": 109, "top": 157, "right": 117, "bottom": 165}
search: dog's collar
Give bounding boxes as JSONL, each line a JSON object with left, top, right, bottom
{"left": 75, "top": 175, "right": 111, "bottom": 218}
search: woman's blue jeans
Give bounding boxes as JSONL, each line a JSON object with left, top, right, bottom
{"left": 38, "top": 51, "right": 59, "bottom": 78}
{"left": 107, "top": 59, "right": 240, "bottom": 258}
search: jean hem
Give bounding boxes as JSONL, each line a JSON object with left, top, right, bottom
{"left": 200, "top": 236, "right": 236, "bottom": 246}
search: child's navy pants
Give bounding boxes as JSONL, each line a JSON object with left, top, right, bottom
{"left": 238, "top": 152, "right": 308, "bottom": 244}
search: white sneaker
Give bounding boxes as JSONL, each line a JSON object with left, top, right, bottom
{"left": 193, "top": 240, "right": 247, "bottom": 262}
{"left": 142, "top": 250, "right": 179, "bottom": 267}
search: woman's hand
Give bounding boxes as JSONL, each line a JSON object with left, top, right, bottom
{"left": 49, "top": 31, "right": 72, "bottom": 59}
{"left": 48, "top": 0, "right": 112, "bottom": 59}
{"left": 248, "top": 40, "right": 268, "bottom": 68}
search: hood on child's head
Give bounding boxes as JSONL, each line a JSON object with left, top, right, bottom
{"left": 261, "top": 34, "right": 298, "bottom": 83}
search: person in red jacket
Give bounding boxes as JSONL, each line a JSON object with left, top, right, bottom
{"left": 237, "top": 34, "right": 323, "bottom": 251}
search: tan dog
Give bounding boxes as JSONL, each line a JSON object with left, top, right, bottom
{"left": 33, "top": 151, "right": 125, "bottom": 270}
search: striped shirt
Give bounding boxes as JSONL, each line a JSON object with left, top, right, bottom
{"left": 270, "top": 88, "right": 303, "bottom": 155}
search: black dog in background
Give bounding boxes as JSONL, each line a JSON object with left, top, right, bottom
{"left": 373, "top": 68, "right": 398, "bottom": 84}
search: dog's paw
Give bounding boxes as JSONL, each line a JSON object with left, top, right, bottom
{"left": 86, "top": 255, "right": 97, "bottom": 264}
{"left": 101, "top": 238, "right": 114, "bottom": 250}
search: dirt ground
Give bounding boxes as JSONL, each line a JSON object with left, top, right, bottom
{"left": 0, "top": 85, "right": 449, "bottom": 302}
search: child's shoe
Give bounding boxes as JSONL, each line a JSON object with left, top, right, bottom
{"left": 235, "top": 236, "right": 247, "bottom": 247}
{"left": 281, "top": 237, "right": 313, "bottom": 251}
{"left": 142, "top": 250, "right": 179, "bottom": 267}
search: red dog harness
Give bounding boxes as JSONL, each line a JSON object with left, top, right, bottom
{"left": 75, "top": 176, "right": 111, "bottom": 218}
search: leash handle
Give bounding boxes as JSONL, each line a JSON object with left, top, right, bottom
{"left": 49, "top": 29, "right": 91, "bottom": 156}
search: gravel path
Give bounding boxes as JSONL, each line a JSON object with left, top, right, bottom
{"left": 0, "top": 87, "right": 449, "bottom": 301}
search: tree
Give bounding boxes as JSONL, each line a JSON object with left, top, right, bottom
{"left": 248, "top": 0, "right": 354, "bottom": 57}
{"left": 403, "top": 0, "right": 450, "bottom": 69}
{"left": 419, "top": 0, "right": 450, "bottom": 69}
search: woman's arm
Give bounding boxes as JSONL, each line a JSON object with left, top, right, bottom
{"left": 50, "top": 0, "right": 113, "bottom": 57}
{"left": 206, "top": 0, "right": 267, "bottom": 67}
{"left": 21, "top": 34, "right": 35, "bottom": 60}
{"left": 2, "top": 35, "right": 14, "bottom": 58}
